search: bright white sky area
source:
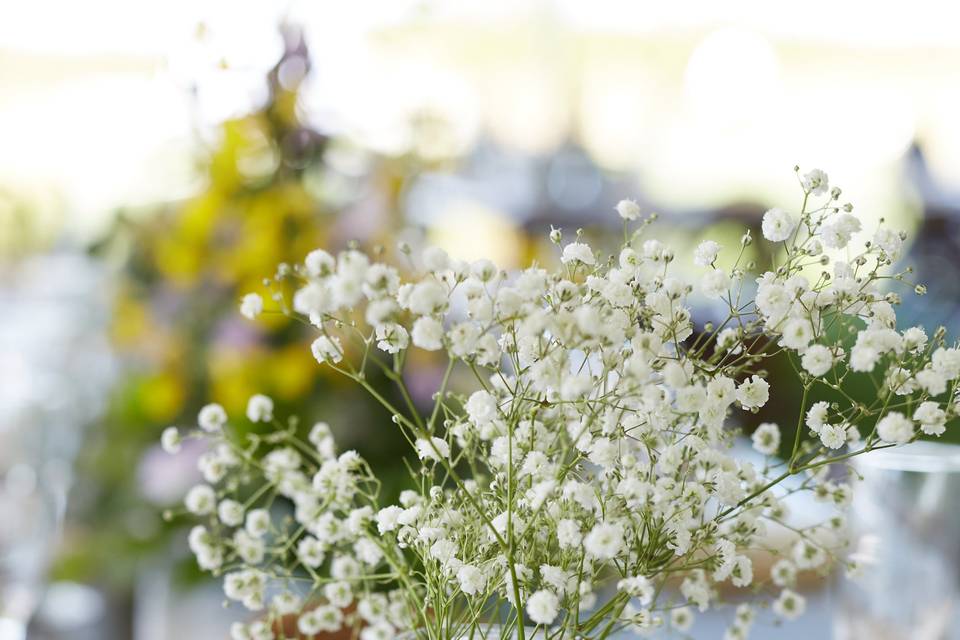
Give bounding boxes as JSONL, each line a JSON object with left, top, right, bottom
{"left": 2, "top": 0, "right": 960, "bottom": 243}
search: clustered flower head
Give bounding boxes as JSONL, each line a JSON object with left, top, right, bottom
{"left": 164, "top": 168, "right": 956, "bottom": 640}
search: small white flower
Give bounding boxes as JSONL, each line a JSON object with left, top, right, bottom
{"left": 185, "top": 484, "right": 216, "bottom": 515}
{"left": 756, "top": 281, "right": 791, "bottom": 319}
{"left": 466, "top": 390, "right": 498, "bottom": 425}
{"left": 411, "top": 317, "right": 444, "bottom": 351}
{"left": 716, "top": 328, "right": 742, "bottom": 354}
{"left": 246, "top": 394, "right": 274, "bottom": 423}
{"left": 405, "top": 279, "right": 448, "bottom": 316}
{"left": 873, "top": 227, "right": 903, "bottom": 260}
{"left": 526, "top": 589, "right": 559, "bottom": 625}
{"left": 305, "top": 249, "right": 335, "bottom": 277}
{"left": 761, "top": 208, "right": 796, "bottom": 242}
{"left": 801, "top": 344, "right": 833, "bottom": 377}
{"left": 314, "top": 605, "right": 344, "bottom": 632}
{"left": 616, "top": 199, "right": 641, "bottom": 221}
{"left": 617, "top": 576, "right": 654, "bottom": 605}
{"left": 196, "top": 450, "right": 226, "bottom": 483}
{"left": 195, "top": 545, "right": 224, "bottom": 572}
{"left": 876, "top": 411, "right": 915, "bottom": 444}
{"left": 736, "top": 375, "right": 770, "bottom": 409}
{"left": 324, "top": 581, "right": 354, "bottom": 608}
{"left": 902, "top": 326, "right": 928, "bottom": 352}
{"left": 680, "top": 572, "right": 711, "bottom": 612}
{"left": 233, "top": 529, "right": 267, "bottom": 565}
{"left": 240, "top": 293, "right": 264, "bottom": 320}
{"left": 376, "top": 506, "right": 403, "bottom": 534}
{"left": 161, "top": 426, "right": 181, "bottom": 454}
{"left": 188, "top": 525, "right": 212, "bottom": 553}
{"left": 311, "top": 335, "right": 343, "bottom": 364}
{"left": 773, "top": 588, "right": 806, "bottom": 621}
{"left": 354, "top": 538, "right": 383, "bottom": 566}
{"left": 198, "top": 403, "right": 227, "bottom": 432}
{"left": 366, "top": 298, "right": 398, "bottom": 326}
{"left": 245, "top": 509, "right": 271, "bottom": 538}
{"left": 671, "top": 607, "right": 694, "bottom": 632}
{"left": 375, "top": 323, "right": 409, "bottom": 354}
{"left": 730, "top": 555, "right": 753, "bottom": 587}
{"left": 229, "top": 623, "right": 251, "bottom": 640}
{"left": 471, "top": 259, "right": 497, "bottom": 282}
{"left": 805, "top": 401, "right": 830, "bottom": 433}
{"left": 272, "top": 592, "right": 303, "bottom": 616}
{"left": 297, "top": 610, "right": 322, "bottom": 636}
{"left": 801, "top": 169, "right": 829, "bottom": 196}
{"left": 700, "top": 269, "right": 730, "bottom": 299}
{"left": 457, "top": 564, "right": 486, "bottom": 595}
{"left": 249, "top": 618, "right": 272, "bottom": 637}
{"left": 751, "top": 423, "right": 780, "bottom": 455}
{"left": 415, "top": 437, "right": 450, "bottom": 462}
{"left": 429, "top": 539, "right": 458, "bottom": 564}
{"left": 933, "top": 347, "right": 960, "bottom": 379}
{"left": 422, "top": 246, "right": 450, "bottom": 272}
{"left": 448, "top": 321, "right": 481, "bottom": 358}
{"left": 771, "top": 559, "right": 797, "bottom": 587}
{"left": 819, "top": 423, "right": 847, "bottom": 449}
{"left": 539, "top": 565, "right": 573, "bottom": 595}
{"left": 694, "top": 240, "right": 721, "bottom": 267}
{"left": 297, "top": 536, "right": 325, "bottom": 568}
{"left": 360, "top": 623, "right": 396, "bottom": 640}
{"left": 556, "top": 519, "right": 582, "bottom": 549}
{"left": 218, "top": 499, "right": 245, "bottom": 527}
{"left": 885, "top": 366, "right": 917, "bottom": 396}
{"left": 587, "top": 437, "right": 618, "bottom": 469}
{"left": 714, "top": 471, "right": 746, "bottom": 505}
{"left": 294, "top": 282, "right": 333, "bottom": 318}
{"left": 780, "top": 318, "right": 813, "bottom": 350}
{"left": 365, "top": 264, "right": 400, "bottom": 298}
{"left": 561, "top": 242, "right": 595, "bottom": 266}
{"left": 584, "top": 522, "right": 624, "bottom": 560}
{"left": 308, "top": 421, "right": 331, "bottom": 445}
{"left": 821, "top": 213, "right": 861, "bottom": 249}
{"left": 331, "top": 555, "right": 360, "bottom": 581}
{"left": 642, "top": 239, "right": 665, "bottom": 260}
{"left": 331, "top": 275, "right": 363, "bottom": 309}
{"left": 914, "top": 401, "right": 946, "bottom": 436}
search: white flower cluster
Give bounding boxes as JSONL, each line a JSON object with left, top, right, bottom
{"left": 166, "top": 169, "right": 956, "bottom": 640}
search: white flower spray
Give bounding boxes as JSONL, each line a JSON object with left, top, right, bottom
{"left": 165, "top": 168, "right": 957, "bottom": 640}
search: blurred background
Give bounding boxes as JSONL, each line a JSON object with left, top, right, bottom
{"left": 3, "top": 1, "right": 960, "bottom": 638}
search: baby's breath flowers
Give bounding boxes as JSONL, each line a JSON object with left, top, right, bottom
{"left": 160, "top": 426, "right": 182, "bottom": 454}
{"left": 615, "top": 199, "right": 642, "bottom": 221}
{"left": 165, "top": 168, "right": 957, "bottom": 640}
{"left": 240, "top": 293, "right": 264, "bottom": 320}
{"left": 761, "top": 207, "right": 796, "bottom": 242}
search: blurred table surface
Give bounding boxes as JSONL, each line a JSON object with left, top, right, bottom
{"left": 25, "top": 582, "right": 832, "bottom": 640}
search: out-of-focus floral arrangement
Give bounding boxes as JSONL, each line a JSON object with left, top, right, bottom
{"left": 56, "top": 29, "right": 418, "bottom": 590}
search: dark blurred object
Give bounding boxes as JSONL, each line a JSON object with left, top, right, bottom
{"left": 898, "top": 143, "right": 960, "bottom": 445}
{"left": 899, "top": 143, "right": 960, "bottom": 332}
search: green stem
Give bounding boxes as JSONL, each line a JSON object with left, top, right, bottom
{"left": 788, "top": 383, "right": 810, "bottom": 472}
